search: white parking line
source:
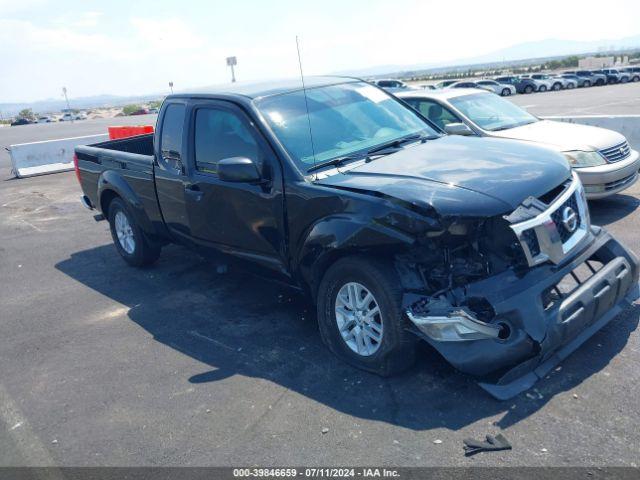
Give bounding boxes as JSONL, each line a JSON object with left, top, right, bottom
{"left": 0, "top": 383, "right": 64, "bottom": 477}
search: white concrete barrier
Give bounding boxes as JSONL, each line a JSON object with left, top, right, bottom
{"left": 9, "top": 133, "right": 109, "bottom": 178}
{"left": 543, "top": 115, "right": 640, "bottom": 151}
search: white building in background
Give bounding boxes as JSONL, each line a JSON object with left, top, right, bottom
{"left": 578, "top": 55, "right": 629, "bottom": 69}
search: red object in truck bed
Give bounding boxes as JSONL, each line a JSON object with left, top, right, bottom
{"left": 108, "top": 125, "right": 154, "bottom": 140}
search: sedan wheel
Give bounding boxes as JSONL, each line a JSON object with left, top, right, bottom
{"left": 539, "top": 85, "right": 547, "bottom": 92}
{"left": 335, "top": 282, "right": 383, "bottom": 356}
{"left": 501, "top": 88, "right": 510, "bottom": 96}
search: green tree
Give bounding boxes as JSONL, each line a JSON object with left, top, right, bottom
{"left": 122, "top": 104, "right": 142, "bottom": 115}
{"left": 18, "top": 108, "right": 36, "bottom": 121}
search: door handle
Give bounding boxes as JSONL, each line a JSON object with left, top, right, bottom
{"left": 184, "top": 184, "right": 204, "bottom": 201}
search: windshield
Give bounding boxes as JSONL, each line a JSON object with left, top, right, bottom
{"left": 255, "top": 81, "right": 439, "bottom": 171}
{"left": 449, "top": 92, "right": 538, "bottom": 131}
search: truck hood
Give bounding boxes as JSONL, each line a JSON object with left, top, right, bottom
{"left": 490, "top": 119, "right": 626, "bottom": 152}
{"left": 315, "top": 135, "right": 571, "bottom": 218}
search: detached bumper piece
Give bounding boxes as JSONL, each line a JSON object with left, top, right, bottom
{"left": 406, "top": 228, "right": 639, "bottom": 400}
{"left": 463, "top": 434, "right": 512, "bottom": 457}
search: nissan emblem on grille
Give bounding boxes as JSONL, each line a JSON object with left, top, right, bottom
{"left": 509, "top": 172, "right": 590, "bottom": 267}
{"left": 561, "top": 206, "right": 578, "bottom": 233}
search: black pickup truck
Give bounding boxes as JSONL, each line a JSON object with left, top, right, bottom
{"left": 75, "top": 76, "right": 639, "bottom": 399}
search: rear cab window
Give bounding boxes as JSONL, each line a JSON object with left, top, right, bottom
{"left": 159, "top": 104, "right": 186, "bottom": 170}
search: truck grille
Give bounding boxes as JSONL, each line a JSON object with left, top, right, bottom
{"left": 550, "top": 193, "right": 581, "bottom": 243}
{"left": 599, "top": 141, "right": 631, "bottom": 163}
{"left": 509, "top": 173, "right": 590, "bottom": 267}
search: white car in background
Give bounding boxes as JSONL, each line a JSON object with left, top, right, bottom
{"left": 520, "top": 74, "right": 554, "bottom": 92}
{"left": 475, "top": 79, "right": 517, "bottom": 96}
{"left": 37, "top": 116, "right": 54, "bottom": 123}
{"left": 532, "top": 73, "right": 576, "bottom": 90}
{"left": 397, "top": 88, "right": 640, "bottom": 199}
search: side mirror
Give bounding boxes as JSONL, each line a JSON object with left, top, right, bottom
{"left": 217, "top": 157, "right": 261, "bottom": 183}
{"left": 444, "top": 122, "right": 474, "bottom": 136}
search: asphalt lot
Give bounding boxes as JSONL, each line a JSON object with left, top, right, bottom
{"left": 509, "top": 81, "right": 640, "bottom": 116}
{"left": 0, "top": 90, "right": 639, "bottom": 467}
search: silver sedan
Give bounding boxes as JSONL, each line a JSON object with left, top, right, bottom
{"left": 397, "top": 89, "right": 640, "bottom": 199}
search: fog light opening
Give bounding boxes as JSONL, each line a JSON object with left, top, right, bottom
{"left": 497, "top": 322, "right": 512, "bottom": 341}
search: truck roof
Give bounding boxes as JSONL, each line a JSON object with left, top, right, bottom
{"left": 166, "top": 75, "right": 360, "bottom": 101}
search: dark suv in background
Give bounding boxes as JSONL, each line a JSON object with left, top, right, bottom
{"left": 494, "top": 75, "right": 538, "bottom": 94}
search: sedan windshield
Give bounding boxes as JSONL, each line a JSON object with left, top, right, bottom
{"left": 255, "top": 81, "right": 439, "bottom": 171}
{"left": 449, "top": 92, "right": 538, "bottom": 131}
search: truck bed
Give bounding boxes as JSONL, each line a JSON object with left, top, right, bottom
{"left": 75, "top": 133, "right": 164, "bottom": 237}
{"left": 91, "top": 133, "right": 154, "bottom": 156}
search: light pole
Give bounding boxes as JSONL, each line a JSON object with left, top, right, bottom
{"left": 169, "top": 81, "right": 174, "bottom": 94}
{"left": 226, "top": 56, "right": 237, "bottom": 83}
{"left": 62, "top": 87, "right": 73, "bottom": 123}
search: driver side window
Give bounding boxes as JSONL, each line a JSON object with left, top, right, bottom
{"left": 194, "top": 108, "right": 262, "bottom": 175}
{"left": 405, "top": 99, "right": 461, "bottom": 130}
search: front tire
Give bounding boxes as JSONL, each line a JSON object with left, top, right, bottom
{"left": 584, "top": 80, "right": 591, "bottom": 87}
{"left": 552, "top": 82, "right": 562, "bottom": 91}
{"left": 538, "top": 85, "right": 547, "bottom": 92}
{"left": 317, "top": 256, "right": 417, "bottom": 377}
{"left": 108, "top": 197, "right": 161, "bottom": 267}
{"left": 524, "top": 85, "right": 534, "bottom": 94}
{"left": 501, "top": 88, "right": 510, "bottom": 96}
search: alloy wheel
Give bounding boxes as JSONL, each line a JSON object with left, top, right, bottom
{"left": 115, "top": 211, "right": 136, "bottom": 254}
{"left": 335, "top": 282, "right": 383, "bottom": 356}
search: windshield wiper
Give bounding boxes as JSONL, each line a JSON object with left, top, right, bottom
{"left": 367, "top": 133, "right": 430, "bottom": 155}
{"left": 490, "top": 120, "right": 536, "bottom": 132}
{"left": 306, "top": 154, "right": 367, "bottom": 173}
{"left": 307, "top": 133, "right": 435, "bottom": 173}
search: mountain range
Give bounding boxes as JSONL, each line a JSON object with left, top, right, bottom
{"left": 336, "top": 34, "right": 640, "bottom": 77}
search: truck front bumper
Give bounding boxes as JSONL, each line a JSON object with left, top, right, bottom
{"left": 405, "top": 226, "right": 639, "bottom": 400}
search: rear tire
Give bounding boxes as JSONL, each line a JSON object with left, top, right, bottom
{"left": 501, "top": 88, "right": 510, "bottom": 96}
{"left": 538, "top": 85, "right": 547, "bottom": 92}
{"left": 524, "top": 85, "right": 534, "bottom": 94}
{"left": 317, "top": 256, "right": 417, "bottom": 377}
{"left": 552, "top": 82, "right": 562, "bottom": 91}
{"left": 584, "top": 80, "right": 591, "bottom": 87}
{"left": 108, "top": 197, "right": 161, "bottom": 267}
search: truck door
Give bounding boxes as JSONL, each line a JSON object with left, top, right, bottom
{"left": 154, "top": 101, "right": 193, "bottom": 244}
{"left": 183, "top": 100, "right": 287, "bottom": 274}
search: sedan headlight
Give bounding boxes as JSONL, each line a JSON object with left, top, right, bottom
{"left": 563, "top": 150, "right": 607, "bottom": 167}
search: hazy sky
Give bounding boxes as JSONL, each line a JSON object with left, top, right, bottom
{"left": 1, "top": 0, "right": 639, "bottom": 102}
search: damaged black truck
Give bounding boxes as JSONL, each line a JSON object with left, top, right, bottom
{"left": 75, "top": 77, "right": 639, "bottom": 399}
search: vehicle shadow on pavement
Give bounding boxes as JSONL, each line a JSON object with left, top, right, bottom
{"left": 589, "top": 194, "right": 640, "bottom": 226}
{"left": 56, "top": 243, "right": 639, "bottom": 432}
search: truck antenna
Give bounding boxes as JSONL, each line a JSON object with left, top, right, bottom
{"left": 296, "top": 36, "right": 317, "bottom": 168}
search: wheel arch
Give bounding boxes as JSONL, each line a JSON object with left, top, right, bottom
{"left": 98, "top": 171, "right": 155, "bottom": 237}
{"left": 294, "top": 215, "right": 416, "bottom": 302}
